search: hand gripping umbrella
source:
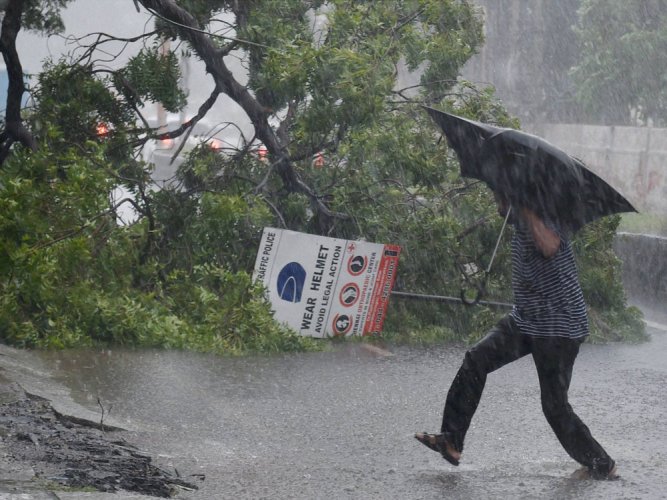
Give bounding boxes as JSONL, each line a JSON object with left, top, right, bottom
{"left": 423, "top": 106, "right": 637, "bottom": 233}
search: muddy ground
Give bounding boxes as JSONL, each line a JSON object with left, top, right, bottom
{"left": 0, "top": 379, "right": 198, "bottom": 498}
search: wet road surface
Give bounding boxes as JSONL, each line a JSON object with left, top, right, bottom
{"left": 36, "top": 308, "right": 667, "bottom": 499}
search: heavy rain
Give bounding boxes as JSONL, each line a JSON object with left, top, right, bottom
{"left": 1, "top": 1, "right": 666, "bottom": 498}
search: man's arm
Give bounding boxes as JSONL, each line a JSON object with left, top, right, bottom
{"left": 520, "top": 208, "right": 561, "bottom": 258}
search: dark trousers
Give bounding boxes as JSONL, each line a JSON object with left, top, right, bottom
{"left": 441, "top": 315, "right": 614, "bottom": 475}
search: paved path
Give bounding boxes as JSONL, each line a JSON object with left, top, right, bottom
{"left": 2, "top": 307, "right": 665, "bottom": 499}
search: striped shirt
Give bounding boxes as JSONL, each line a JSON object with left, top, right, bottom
{"left": 509, "top": 217, "right": 589, "bottom": 339}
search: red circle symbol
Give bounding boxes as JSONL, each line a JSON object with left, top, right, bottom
{"left": 339, "top": 283, "right": 360, "bottom": 307}
{"left": 332, "top": 313, "right": 353, "bottom": 336}
{"left": 347, "top": 255, "right": 367, "bottom": 276}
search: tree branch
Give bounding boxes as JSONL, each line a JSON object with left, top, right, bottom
{"left": 137, "top": 0, "right": 348, "bottom": 224}
{"left": 71, "top": 29, "right": 160, "bottom": 66}
{"left": 156, "top": 87, "right": 220, "bottom": 141}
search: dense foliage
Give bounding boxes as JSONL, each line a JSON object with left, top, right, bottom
{"left": 572, "top": 0, "right": 667, "bottom": 126}
{"left": 0, "top": 132, "right": 309, "bottom": 353}
{"left": 0, "top": 0, "right": 645, "bottom": 353}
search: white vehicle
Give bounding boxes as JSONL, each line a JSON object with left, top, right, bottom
{"left": 116, "top": 113, "right": 252, "bottom": 225}
{"left": 141, "top": 115, "right": 244, "bottom": 186}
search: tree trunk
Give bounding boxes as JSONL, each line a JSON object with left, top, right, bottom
{"left": 0, "top": 0, "right": 37, "bottom": 164}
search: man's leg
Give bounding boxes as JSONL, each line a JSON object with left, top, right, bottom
{"left": 531, "top": 337, "right": 616, "bottom": 478}
{"left": 440, "top": 316, "right": 530, "bottom": 452}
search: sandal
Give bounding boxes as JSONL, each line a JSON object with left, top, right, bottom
{"left": 414, "top": 432, "right": 460, "bottom": 466}
{"left": 572, "top": 460, "right": 618, "bottom": 480}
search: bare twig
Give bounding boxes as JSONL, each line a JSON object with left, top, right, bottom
{"left": 134, "top": 86, "right": 222, "bottom": 148}
{"left": 97, "top": 397, "right": 113, "bottom": 432}
{"left": 260, "top": 195, "right": 287, "bottom": 228}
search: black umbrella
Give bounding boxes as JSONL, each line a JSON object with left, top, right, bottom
{"left": 423, "top": 106, "right": 637, "bottom": 233}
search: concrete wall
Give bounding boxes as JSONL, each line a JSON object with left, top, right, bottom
{"left": 525, "top": 123, "right": 667, "bottom": 216}
{"left": 614, "top": 233, "right": 667, "bottom": 310}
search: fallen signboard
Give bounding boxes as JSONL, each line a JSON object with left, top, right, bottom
{"left": 252, "top": 228, "right": 401, "bottom": 337}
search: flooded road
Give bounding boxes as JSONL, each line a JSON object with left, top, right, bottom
{"left": 36, "top": 307, "right": 667, "bottom": 499}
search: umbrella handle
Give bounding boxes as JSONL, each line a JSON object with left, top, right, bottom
{"left": 459, "top": 207, "right": 510, "bottom": 307}
{"left": 460, "top": 281, "right": 486, "bottom": 307}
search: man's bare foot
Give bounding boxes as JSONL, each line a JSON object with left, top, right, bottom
{"left": 414, "top": 432, "right": 461, "bottom": 465}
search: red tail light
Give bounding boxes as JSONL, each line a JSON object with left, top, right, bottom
{"left": 96, "top": 123, "right": 110, "bottom": 136}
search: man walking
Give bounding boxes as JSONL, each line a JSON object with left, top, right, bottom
{"left": 415, "top": 195, "right": 617, "bottom": 480}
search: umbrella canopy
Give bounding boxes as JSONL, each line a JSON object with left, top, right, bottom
{"left": 423, "top": 106, "right": 637, "bottom": 233}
